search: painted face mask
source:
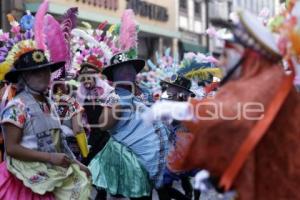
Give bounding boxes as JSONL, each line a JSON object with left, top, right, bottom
{"left": 218, "top": 41, "right": 245, "bottom": 80}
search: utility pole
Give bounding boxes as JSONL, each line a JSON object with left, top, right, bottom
{"left": 205, "top": 0, "right": 210, "bottom": 51}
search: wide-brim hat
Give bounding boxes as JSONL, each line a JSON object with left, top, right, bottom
{"left": 78, "top": 55, "right": 104, "bottom": 75}
{"left": 160, "top": 75, "right": 195, "bottom": 97}
{"left": 5, "top": 50, "right": 65, "bottom": 83}
{"left": 102, "top": 52, "right": 145, "bottom": 81}
{"left": 210, "top": 10, "right": 282, "bottom": 61}
{"left": 79, "top": 62, "right": 101, "bottom": 74}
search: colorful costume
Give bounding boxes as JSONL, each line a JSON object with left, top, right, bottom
{"left": 55, "top": 93, "right": 84, "bottom": 159}
{"left": 0, "top": 59, "right": 91, "bottom": 200}
{"left": 109, "top": 86, "right": 170, "bottom": 188}
{"left": 69, "top": 11, "right": 152, "bottom": 197}
{"left": 0, "top": 162, "right": 55, "bottom": 200}
{"left": 97, "top": 9, "right": 171, "bottom": 190}
{"left": 0, "top": 2, "right": 91, "bottom": 199}
{"left": 168, "top": 9, "right": 300, "bottom": 200}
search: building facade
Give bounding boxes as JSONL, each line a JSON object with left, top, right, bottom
{"left": 177, "top": 0, "right": 208, "bottom": 57}
{"left": 1, "top": 0, "right": 181, "bottom": 61}
{"left": 206, "top": 0, "right": 233, "bottom": 52}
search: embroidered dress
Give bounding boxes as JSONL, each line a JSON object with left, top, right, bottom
{"left": 88, "top": 138, "right": 151, "bottom": 197}
{"left": 0, "top": 91, "right": 91, "bottom": 200}
{"left": 109, "top": 87, "right": 170, "bottom": 188}
{"left": 87, "top": 90, "right": 151, "bottom": 197}
{"left": 55, "top": 94, "right": 84, "bottom": 159}
{"left": 0, "top": 162, "right": 55, "bottom": 200}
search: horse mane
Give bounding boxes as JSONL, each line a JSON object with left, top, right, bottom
{"left": 168, "top": 50, "right": 300, "bottom": 199}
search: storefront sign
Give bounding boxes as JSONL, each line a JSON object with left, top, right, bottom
{"left": 126, "top": 0, "right": 168, "bottom": 22}
{"left": 75, "top": 0, "right": 118, "bottom": 10}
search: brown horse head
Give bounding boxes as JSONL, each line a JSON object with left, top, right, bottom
{"left": 168, "top": 49, "right": 300, "bottom": 200}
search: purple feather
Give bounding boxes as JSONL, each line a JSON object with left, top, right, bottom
{"left": 60, "top": 7, "right": 78, "bottom": 29}
{"left": 0, "top": 56, "right": 5, "bottom": 62}
{"left": 25, "top": 30, "right": 33, "bottom": 39}
{"left": 5, "top": 43, "right": 12, "bottom": 49}
{"left": 8, "top": 39, "right": 15, "bottom": 47}
{"left": 59, "top": 7, "right": 78, "bottom": 72}
{"left": 15, "top": 34, "right": 23, "bottom": 42}
{"left": 0, "top": 47, "right": 8, "bottom": 53}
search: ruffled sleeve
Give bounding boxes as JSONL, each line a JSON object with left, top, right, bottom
{"left": 1, "top": 102, "right": 26, "bottom": 129}
{"left": 57, "top": 95, "right": 84, "bottom": 120}
{"left": 66, "top": 97, "right": 84, "bottom": 118}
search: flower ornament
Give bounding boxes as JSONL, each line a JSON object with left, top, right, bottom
{"left": 32, "top": 51, "right": 45, "bottom": 63}
{"left": 20, "top": 10, "right": 35, "bottom": 31}
{"left": 118, "top": 53, "right": 128, "bottom": 62}
{"left": 87, "top": 55, "right": 103, "bottom": 68}
{"left": 7, "top": 14, "right": 20, "bottom": 34}
{"left": 0, "top": 31, "right": 9, "bottom": 42}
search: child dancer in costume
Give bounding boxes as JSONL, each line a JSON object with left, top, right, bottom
{"left": 71, "top": 18, "right": 151, "bottom": 199}
{"left": 97, "top": 10, "right": 170, "bottom": 199}
{"left": 52, "top": 78, "right": 88, "bottom": 160}
{"left": 0, "top": 3, "right": 91, "bottom": 200}
{"left": 77, "top": 61, "right": 112, "bottom": 200}
{"left": 50, "top": 7, "right": 89, "bottom": 161}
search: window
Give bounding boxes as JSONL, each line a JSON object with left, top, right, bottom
{"left": 180, "top": 0, "right": 187, "bottom": 10}
{"left": 228, "top": 1, "right": 233, "bottom": 14}
{"left": 194, "top": 1, "right": 201, "bottom": 17}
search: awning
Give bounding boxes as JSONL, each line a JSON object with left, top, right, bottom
{"left": 181, "top": 42, "right": 208, "bottom": 54}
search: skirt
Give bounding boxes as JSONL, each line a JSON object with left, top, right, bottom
{"left": 6, "top": 156, "right": 92, "bottom": 200}
{"left": 0, "top": 162, "right": 55, "bottom": 200}
{"left": 88, "top": 138, "right": 151, "bottom": 198}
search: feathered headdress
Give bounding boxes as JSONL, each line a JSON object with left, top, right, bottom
{"left": 137, "top": 48, "right": 178, "bottom": 89}
{"left": 269, "top": 0, "right": 300, "bottom": 85}
{"left": 70, "top": 20, "right": 114, "bottom": 74}
{"left": 0, "top": 12, "right": 35, "bottom": 81}
{"left": 0, "top": 0, "right": 78, "bottom": 82}
{"left": 118, "top": 9, "right": 138, "bottom": 59}
{"left": 177, "top": 52, "right": 222, "bottom": 81}
{"left": 35, "top": 0, "right": 78, "bottom": 80}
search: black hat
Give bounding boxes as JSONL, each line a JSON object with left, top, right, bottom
{"left": 5, "top": 49, "right": 65, "bottom": 83}
{"left": 160, "top": 75, "right": 195, "bottom": 97}
{"left": 102, "top": 52, "right": 145, "bottom": 81}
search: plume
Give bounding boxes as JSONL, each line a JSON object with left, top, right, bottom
{"left": 119, "top": 9, "right": 138, "bottom": 51}
{"left": 60, "top": 7, "right": 78, "bottom": 71}
{"left": 44, "top": 14, "right": 68, "bottom": 79}
{"left": 71, "top": 29, "right": 99, "bottom": 47}
{"left": 34, "top": 0, "right": 48, "bottom": 50}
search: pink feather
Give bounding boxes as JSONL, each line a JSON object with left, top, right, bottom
{"left": 119, "top": 9, "right": 137, "bottom": 51}
{"left": 44, "top": 14, "right": 68, "bottom": 79}
{"left": 60, "top": 7, "right": 78, "bottom": 72}
{"left": 34, "top": 0, "right": 49, "bottom": 50}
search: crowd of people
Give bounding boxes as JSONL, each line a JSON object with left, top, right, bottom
{"left": 0, "top": 0, "right": 300, "bottom": 200}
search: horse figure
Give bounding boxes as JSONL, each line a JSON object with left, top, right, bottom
{"left": 168, "top": 11, "right": 300, "bottom": 200}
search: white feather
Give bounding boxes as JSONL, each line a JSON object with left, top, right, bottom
{"left": 71, "top": 29, "right": 99, "bottom": 47}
